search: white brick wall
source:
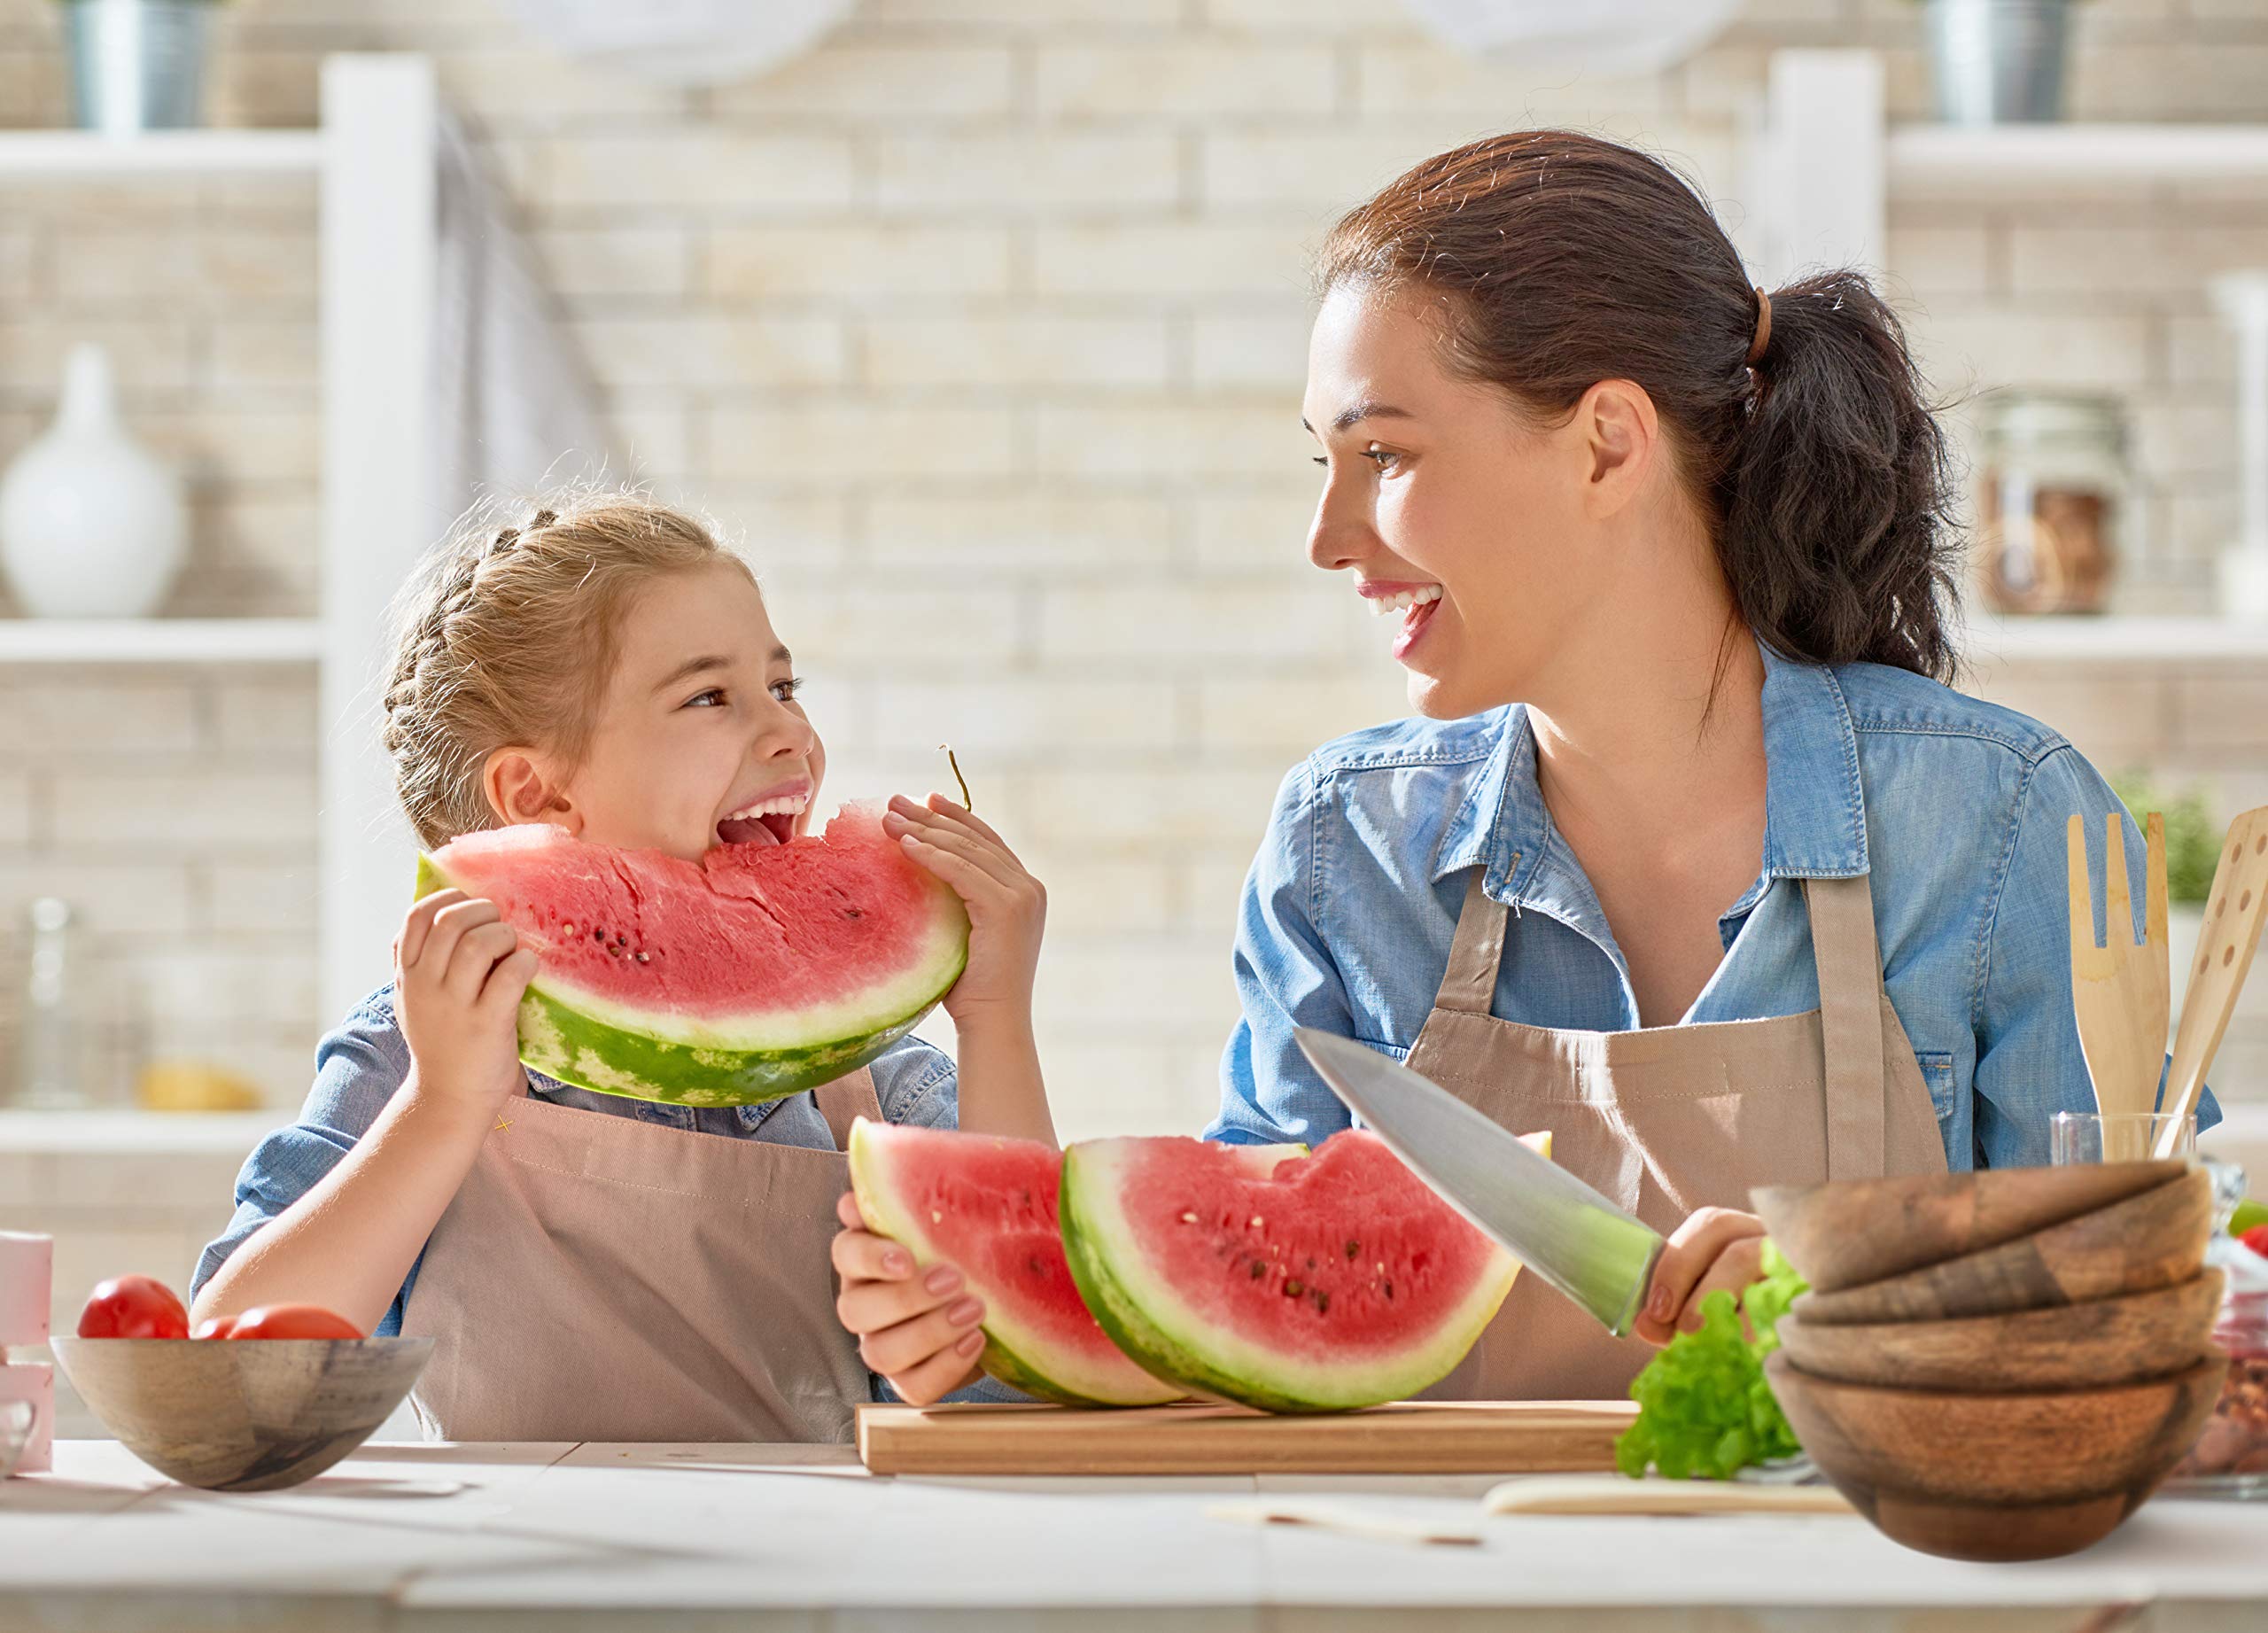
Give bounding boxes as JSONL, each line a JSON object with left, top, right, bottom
{"left": 1, "top": 0, "right": 2266, "bottom": 1140}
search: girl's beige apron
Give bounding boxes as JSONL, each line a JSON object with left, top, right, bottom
{"left": 399, "top": 1072, "right": 880, "bottom": 1443}
{"left": 1411, "top": 872, "right": 1948, "bottom": 1403}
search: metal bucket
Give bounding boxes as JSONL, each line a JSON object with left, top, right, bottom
{"left": 1923, "top": 0, "right": 2073, "bottom": 125}
{"left": 62, "top": 0, "right": 214, "bottom": 133}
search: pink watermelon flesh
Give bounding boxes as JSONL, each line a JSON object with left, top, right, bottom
{"left": 416, "top": 803, "right": 968, "bottom": 1105}
{"left": 848, "top": 1119, "right": 1181, "bottom": 1406}
{"left": 1060, "top": 1130, "right": 1522, "bottom": 1412}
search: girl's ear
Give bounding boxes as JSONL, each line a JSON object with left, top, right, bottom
{"left": 482, "top": 747, "right": 579, "bottom": 835}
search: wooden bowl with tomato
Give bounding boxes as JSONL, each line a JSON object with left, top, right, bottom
{"left": 52, "top": 1276, "right": 430, "bottom": 1493}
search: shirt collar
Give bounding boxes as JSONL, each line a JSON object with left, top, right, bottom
{"left": 1430, "top": 642, "right": 1869, "bottom": 898}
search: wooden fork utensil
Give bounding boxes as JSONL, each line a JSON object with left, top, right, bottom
{"left": 2068, "top": 812, "right": 2171, "bottom": 1145}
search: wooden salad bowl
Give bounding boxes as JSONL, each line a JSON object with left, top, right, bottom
{"left": 1776, "top": 1271, "right": 2225, "bottom": 1392}
{"left": 51, "top": 1335, "right": 430, "bottom": 1492}
{"left": 1788, "top": 1167, "right": 2212, "bottom": 1326}
{"left": 1751, "top": 1160, "right": 2186, "bottom": 1295}
{"left": 1766, "top": 1350, "right": 2222, "bottom": 1561}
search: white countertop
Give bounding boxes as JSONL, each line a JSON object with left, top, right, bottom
{"left": 4, "top": 1440, "right": 2266, "bottom": 1630}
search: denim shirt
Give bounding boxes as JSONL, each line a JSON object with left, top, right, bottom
{"left": 192, "top": 986, "right": 959, "bottom": 1340}
{"left": 1209, "top": 645, "right": 2218, "bottom": 1170}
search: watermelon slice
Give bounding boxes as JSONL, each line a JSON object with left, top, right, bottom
{"left": 848, "top": 1120, "right": 1305, "bottom": 1407}
{"left": 416, "top": 804, "right": 968, "bottom": 1107}
{"left": 1060, "top": 1131, "right": 1529, "bottom": 1413}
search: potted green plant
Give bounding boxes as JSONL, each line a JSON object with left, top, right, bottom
{"left": 54, "top": 0, "right": 226, "bottom": 134}
{"left": 1917, "top": 0, "right": 2087, "bottom": 125}
{"left": 2110, "top": 771, "right": 2221, "bottom": 1040}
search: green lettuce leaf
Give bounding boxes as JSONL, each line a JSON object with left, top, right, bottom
{"left": 1614, "top": 1238, "right": 1806, "bottom": 1481}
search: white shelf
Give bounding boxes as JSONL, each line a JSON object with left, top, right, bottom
{"left": 0, "top": 128, "right": 322, "bottom": 180}
{"left": 0, "top": 1109, "right": 281, "bottom": 1155}
{"left": 1889, "top": 123, "right": 2268, "bottom": 198}
{"left": 1962, "top": 615, "right": 2268, "bottom": 664}
{"left": 0, "top": 618, "right": 322, "bottom": 664}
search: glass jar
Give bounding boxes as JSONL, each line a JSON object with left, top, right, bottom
{"left": 1975, "top": 393, "right": 2132, "bottom": 616}
{"left": 2167, "top": 1286, "right": 2268, "bottom": 1497}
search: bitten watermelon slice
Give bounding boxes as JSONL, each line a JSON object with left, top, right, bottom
{"left": 848, "top": 1120, "right": 1304, "bottom": 1407}
{"left": 416, "top": 804, "right": 967, "bottom": 1107}
{"left": 1060, "top": 1131, "right": 1531, "bottom": 1413}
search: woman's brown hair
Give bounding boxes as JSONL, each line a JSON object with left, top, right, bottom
{"left": 381, "top": 490, "right": 755, "bottom": 849}
{"left": 1320, "top": 130, "right": 1961, "bottom": 681}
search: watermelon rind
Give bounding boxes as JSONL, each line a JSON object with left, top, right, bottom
{"left": 415, "top": 851, "right": 967, "bottom": 1108}
{"left": 846, "top": 1119, "right": 1182, "bottom": 1407}
{"left": 1060, "top": 1137, "right": 1522, "bottom": 1414}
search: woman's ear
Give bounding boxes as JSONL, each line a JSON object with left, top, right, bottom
{"left": 482, "top": 747, "right": 579, "bottom": 835}
{"left": 1575, "top": 377, "right": 1661, "bottom": 517}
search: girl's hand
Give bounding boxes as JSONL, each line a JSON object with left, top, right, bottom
{"left": 831, "top": 1190, "right": 986, "bottom": 1404}
{"left": 394, "top": 889, "right": 540, "bottom": 1116}
{"left": 882, "top": 794, "right": 1045, "bottom": 1026}
{"left": 1633, "top": 1205, "right": 1769, "bottom": 1346}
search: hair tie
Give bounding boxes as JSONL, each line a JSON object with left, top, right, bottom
{"left": 1745, "top": 286, "right": 1773, "bottom": 367}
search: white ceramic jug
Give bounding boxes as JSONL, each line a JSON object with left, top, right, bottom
{"left": 0, "top": 342, "right": 188, "bottom": 619}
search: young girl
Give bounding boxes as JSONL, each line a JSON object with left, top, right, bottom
{"left": 190, "top": 493, "right": 1049, "bottom": 1442}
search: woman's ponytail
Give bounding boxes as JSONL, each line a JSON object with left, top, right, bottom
{"left": 1319, "top": 132, "right": 1962, "bottom": 681}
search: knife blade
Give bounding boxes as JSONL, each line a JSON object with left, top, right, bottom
{"left": 1293, "top": 1027, "right": 1666, "bottom": 1337}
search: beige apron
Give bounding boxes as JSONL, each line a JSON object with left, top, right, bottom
{"left": 1410, "top": 871, "right": 1947, "bottom": 1403}
{"left": 400, "top": 1071, "right": 881, "bottom": 1444}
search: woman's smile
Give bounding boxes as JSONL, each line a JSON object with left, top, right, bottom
{"left": 1356, "top": 577, "right": 1446, "bottom": 662}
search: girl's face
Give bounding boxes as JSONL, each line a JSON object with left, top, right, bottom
{"left": 1301, "top": 282, "right": 1650, "bottom": 719}
{"left": 508, "top": 563, "right": 824, "bottom": 861}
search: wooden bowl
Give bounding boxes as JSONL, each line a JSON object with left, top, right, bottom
{"left": 1766, "top": 1351, "right": 2222, "bottom": 1561}
{"left": 1751, "top": 1160, "right": 2185, "bottom": 1295}
{"left": 1777, "top": 1271, "right": 2225, "bottom": 1392}
{"left": 1790, "top": 1167, "right": 2212, "bottom": 1326}
{"left": 51, "top": 1335, "right": 430, "bottom": 1492}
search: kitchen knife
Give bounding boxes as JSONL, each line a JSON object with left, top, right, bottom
{"left": 1293, "top": 1028, "right": 1666, "bottom": 1337}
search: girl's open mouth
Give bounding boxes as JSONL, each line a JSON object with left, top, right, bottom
{"left": 717, "top": 792, "right": 808, "bottom": 847}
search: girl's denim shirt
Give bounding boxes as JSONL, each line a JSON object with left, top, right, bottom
{"left": 1209, "top": 645, "right": 2219, "bottom": 1167}
{"left": 193, "top": 990, "right": 958, "bottom": 1339}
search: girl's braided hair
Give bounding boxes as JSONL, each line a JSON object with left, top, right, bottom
{"left": 381, "top": 489, "right": 754, "bottom": 849}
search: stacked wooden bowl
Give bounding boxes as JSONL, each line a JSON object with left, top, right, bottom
{"left": 1751, "top": 1161, "right": 2224, "bottom": 1561}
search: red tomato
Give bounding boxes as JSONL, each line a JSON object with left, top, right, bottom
{"left": 77, "top": 1275, "right": 190, "bottom": 1340}
{"left": 221, "top": 1304, "right": 364, "bottom": 1341}
{"left": 2241, "top": 1223, "right": 2268, "bottom": 1260}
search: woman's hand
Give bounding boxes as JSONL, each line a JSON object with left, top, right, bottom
{"left": 882, "top": 794, "right": 1045, "bottom": 1026}
{"left": 1633, "top": 1205, "right": 1769, "bottom": 1346}
{"left": 394, "top": 889, "right": 539, "bottom": 1115}
{"left": 832, "top": 1190, "right": 986, "bottom": 1404}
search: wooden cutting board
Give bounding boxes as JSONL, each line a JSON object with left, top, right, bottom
{"left": 855, "top": 1399, "right": 1637, "bottom": 1476}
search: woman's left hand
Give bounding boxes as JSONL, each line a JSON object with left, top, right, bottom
{"left": 1632, "top": 1205, "right": 1770, "bottom": 1346}
{"left": 882, "top": 793, "right": 1045, "bottom": 1026}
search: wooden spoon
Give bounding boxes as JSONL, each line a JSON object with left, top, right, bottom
{"left": 2067, "top": 811, "right": 2170, "bottom": 1133}
{"left": 2155, "top": 804, "right": 2268, "bottom": 1157}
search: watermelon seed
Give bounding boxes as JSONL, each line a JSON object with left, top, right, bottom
{"left": 843, "top": 906, "right": 864, "bottom": 920}
{"left": 1384, "top": 1281, "right": 1394, "bottom": 1301}
{"left": 563, "top": 923, "right": 576, "bottom": 936}
{"left": 1284, "top": 1279, "right": 1303, "bottom": 1297}
{"left": 931, "top": 1210, "right": 944, "bottom": 1224}
{"left": 1178, "top": 1210, "right": 1198, "bottom": 1224}
{"left": 1249, "top": 1262, "right": 1264, "bottom": 1279}
{"left": 1305, "top": 1256, "right": 1316, "bottom": 1271}
{"left": 1315, "top": 1291, "right": 1330, "bottom": 1315}
{"left": 1345, "top": 1240, "right": 1360, "bottom": 1260}
{"left": 1248, "top": 1216, "right": 1262, "bottom": 1228}
{"left": 635, "top": 952, "right": 649, "bottom": 963}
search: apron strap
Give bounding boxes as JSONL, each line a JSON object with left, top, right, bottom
{"left": 1434, "top": 871, "right": 1513, "bottom": 1016}
{"left": 1802, "top": 875, "right": 1888, "bottom": 1180}
{"left": 812, "top": 1068, "right": 885, "bottom": 1154}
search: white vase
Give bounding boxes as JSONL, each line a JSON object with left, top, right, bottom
{"left": 0, "top": 342, "right": 188, "bottom": 619}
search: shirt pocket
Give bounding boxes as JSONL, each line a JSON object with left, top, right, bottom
{"left": 1354, "top": 1038, "right": 1411, "bottom": 1062}
{"left": 1915, "top": 1050, "right": 1957, "bottom": 1129}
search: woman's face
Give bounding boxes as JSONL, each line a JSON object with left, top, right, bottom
{"left": 508, "top": 563, "right": 827, "bottom": 862}
{"left": 1302, "top": 282, "right": 1634, "bottom": 719}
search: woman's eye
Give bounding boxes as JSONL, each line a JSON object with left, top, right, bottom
{"left": 1310, "top": 455, "right": 1329, "bottom": 467}
{"left": 1365, "top": 447, "right": 1400, "bottom": 470}
{"left": 772, "top": 677, "right": 805, "bottom": 704}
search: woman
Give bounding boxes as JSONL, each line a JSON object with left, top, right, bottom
{"left": 835, "top": 130, "right": 2210, "bottom": 1405}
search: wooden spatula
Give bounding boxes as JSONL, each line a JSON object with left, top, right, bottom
{"left": 2155, "top": 804, "right": 2268, "bottom": 1158}
{"left": 2068, "top": 811, "right": 2171, "bottom": 1136}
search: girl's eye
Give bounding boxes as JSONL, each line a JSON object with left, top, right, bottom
{"left": 771, "top": 677, "right": 805, "bottom": 704}
{"left": 684, "top": 688, "right": 726, "bottom": 709}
